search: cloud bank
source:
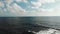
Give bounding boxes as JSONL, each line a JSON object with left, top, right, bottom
{"left": 0, "top": 0, "right": 60, "bottom": 16}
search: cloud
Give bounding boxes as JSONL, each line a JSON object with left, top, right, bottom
{"left": 0, "top": 2, "right": 7, "bottom": 13}
{"left": 28, "top": 5, "right": 60, "bottom": 16}
{"left": 7, "top": 0, "right": 60, "bottom": 16}
{"left": 0, "top": 2, "right": 4, "bottom": 7}
{"left": 7, "top": 3, "right": 27, "bottom": 16}
{"left": 40, "top": 8, "right": 54, "bottom": 12}
{"left": 0, "top": 0, "right": 60, "bottom": 16}
{"left": 30, "top": 0, "right": 56, "bottom": 9}
{"left": 31, "top": 1, "right": 41, "bottom": 8}
{"left": 39, "top": 0, "right": 56, "bottom": 3}
{"left": 0, "top": 0, "right": 30, "bottom": 16}
{"left": 16, "top": 0, "right": 28, "bottom": 3}
{"left": 23, "top": 0, "right": 28, "bottom": 3}
{"left": 6, "top": 0, "right": 13, "bottom": 4}
{"left": 16, "top": 0, "right": 22, "bottom": 1}
{"left": 27, "top": 0, "right": 60, "bottom": 16}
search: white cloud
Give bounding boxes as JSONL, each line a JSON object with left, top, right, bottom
{"left": 30, "top": 0, "right": 56, "bottom": 10}
{"left": 31, "top": 1, "right": 42, "bottom": 8}
{"left": 40, "top": 8, "right": 54, "bottom": 12}
{"left": 23, "top": 0, "right": 28, "bottom": 3}
{"left": 39, "top": 0, "right": 56, "bottom": 3}
{"left": 16, "top": 0, "right": 28, "bottom": 3}
{"left": 1, "top": 0, "right": 60, "bottom": 16}
{"left": 28, "top": 6, "right": 60, "bottom": 16}
{"left": 15, "top": 0, "right": 21, "bottom": 1}
{"left": 0, "top": 2, "right": 4, "bottom": 7}
{"left": 46, "top": 0, "right": 56, "bottom": 3}
{"left": 28, "top": 0, "right": 60, "bottom": 16}
{"left": 7, "top": 3, "right": 28, "bottom": 16}
{"left": 6, "top": 0, "right": 13, "bottom": 4}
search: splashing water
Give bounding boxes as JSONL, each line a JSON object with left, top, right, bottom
{"left": 36, "top": 29, "right": 60, "bottom": 34}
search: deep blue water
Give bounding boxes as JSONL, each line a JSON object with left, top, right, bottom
{"left": 0, "top": 17, "right": 60, "bottom": 34}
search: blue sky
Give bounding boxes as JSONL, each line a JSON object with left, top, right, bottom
{"left": 0, "top": 0, "right": 60, "bottom": 16}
